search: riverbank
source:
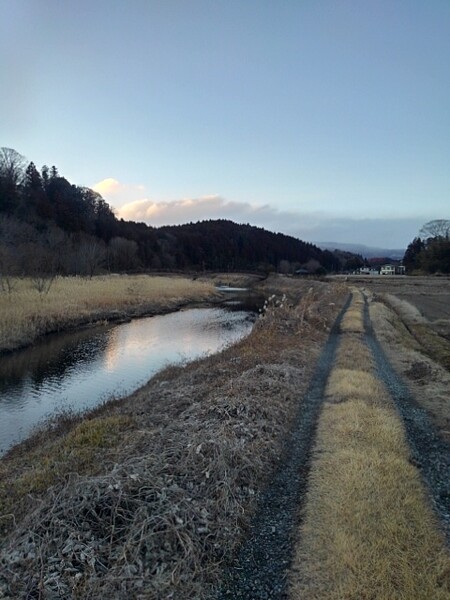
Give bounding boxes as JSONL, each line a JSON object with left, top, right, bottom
{"left": 2, "top": 276, "right": 449, "bottom": 598}
{"left": 0, "top": 274, "right": 219, "bottom": 353}
{"left": 0, "top": 277, "right": 347, "bottom": 598}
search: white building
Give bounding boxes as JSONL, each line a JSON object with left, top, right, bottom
{"left": 380, "top": 264, "right": 405, "bottom": 275}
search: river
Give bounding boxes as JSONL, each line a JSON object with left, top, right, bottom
{"left": 0, "top": 306, "right": 255, "bottom": 455}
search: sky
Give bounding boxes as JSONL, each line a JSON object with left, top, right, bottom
{"left": 1, "top": 0, "right": 449, "bottom": 249}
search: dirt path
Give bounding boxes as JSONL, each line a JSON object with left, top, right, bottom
{"left": 219, "top": 289, "right": 450, "bottom": 599}
{"left": 363, "top": 294, "right": 450, "bottom": 542}
{"left": 1, "top": 280, "right": 449, "bottom": 599}
{"left": 0, "top": 279, "right": 348, "bottom": 599}
{"left": 218, "top": 296, "right": 351, "bottom": 599}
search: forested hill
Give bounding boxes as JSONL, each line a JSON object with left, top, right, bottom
{"left": 0, "top": 147, "right": 348, "bottom": 276}
{"left": 160, "top": 220, "right": 339, "bottom": 272}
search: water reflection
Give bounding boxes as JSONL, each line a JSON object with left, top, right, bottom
{"left": 0, "top": 308, "right": 254, "bottom": 455}
{"left": 0, "top": 326, "right": 112, "bottom": 392}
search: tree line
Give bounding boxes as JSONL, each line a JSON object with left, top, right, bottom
{"left": 403, "top": 220, "right": 450, "bottom": 274}
{"left": 0, "top": 147, "right": 357, "bottom": 281}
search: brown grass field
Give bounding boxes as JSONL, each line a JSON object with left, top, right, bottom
{"left": 344, "top": 274, "right": 450, "bottom": 341}
{"left": 0, "top": 274, "right": 218, "bottom": 353}
{"left": 346, "top": 275, "right": 450, "bottom": 439}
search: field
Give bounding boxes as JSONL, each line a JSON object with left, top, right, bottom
{"left": 0, "top": 274, "right": 218, "bottom": 353}
{"left": 0, "top": 274, "right": 450, "bottom": 598}
{"left": 345, "top": 274, "right": 450, "bottom": 336}
{"left": 348, "top": 275, "right": 450, "bottom": 446}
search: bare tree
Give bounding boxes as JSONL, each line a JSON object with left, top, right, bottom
{"left": 278, "top": 259, "right": 291, "bottom": 274}
{"left": 0, "top": 216, "right": 23, "bottom": 295}
{"left": 0, "top": 147, "right": 26, "bottom": 187}
{"left": 78, "top": 237, "right": 107, "bottom": 277}
{"left": 419, "top": 219, "right": 450, "bottom": 240}
{"left": 0, "top": 148, "right": 26, "bottom": 213}
{"left": 304, "top": 258, "right": 321, "bottom": 273}
{"left": 108, "top": 237, "right": 139, "bottom": 272}
{"left": 0, "top": 245, "right": 18, "bottom": 296}
{"left": 25, "top": 243, "right": 58, "bottom": 296}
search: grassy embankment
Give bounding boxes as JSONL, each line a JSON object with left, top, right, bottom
{"left": 368, "top": 294, "right": 450, "bottom": 445}
{"left": 0, "top": 277, "right": 348, "bottom": 598}
{"left": 0, "top": 274, "right": 217, "bottom": 353}
{"left": 380, "top": 292, "right": 450, "bottom": 370}
{"left": 289, "top": 290, "right": 450, "bottom": 599}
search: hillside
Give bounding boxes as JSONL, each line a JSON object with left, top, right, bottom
{"left": 0, "top": 148, "right": 347, "bottom": 277}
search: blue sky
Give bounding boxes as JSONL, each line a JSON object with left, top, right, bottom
{"left": 1, "top": 0, "right": 449, "bottom": 248}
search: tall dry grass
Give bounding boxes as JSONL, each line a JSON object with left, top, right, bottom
{"left": 289, "top": 300, "right": 450, "bottom": 600}
{"left": 0, "top": 275, "right": 217, "bottom": 352}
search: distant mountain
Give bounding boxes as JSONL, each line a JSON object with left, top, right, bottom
{"left": 317, "top": 242, "right": 405, "bottom": 260}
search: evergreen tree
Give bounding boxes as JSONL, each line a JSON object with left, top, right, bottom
{"left": 403, "top": 237, "right": 424, "bottom": 273}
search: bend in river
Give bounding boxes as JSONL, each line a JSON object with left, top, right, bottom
{"left": 0, "top": 307, "right": 255, "bottom": 455}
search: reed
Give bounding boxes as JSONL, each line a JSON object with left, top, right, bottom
{"left": 0, "top": 274, "right": 217, "bottom": 352}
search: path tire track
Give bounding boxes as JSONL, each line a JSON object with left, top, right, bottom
{"left": 363, "top": 296, "right": 450, "bottom": 543}
{"left": 218, "top": 295, "right": 351, "bottom": 599}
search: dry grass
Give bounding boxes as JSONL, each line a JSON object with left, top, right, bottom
{"left": 325, "top": 368, "right": 387, "bottom": 405}
{"left": 408, "top": 324, "right": 450, "bottom": 370}
{"left": 0, "top": 414, "right": 134, "bottom": 533}
{"left": 290, "top": 399, "right": 450, "bottom": 600}
{"left": 289, "top": 305, "right": 450, "bottom": 600}
{"left": 379, "top": 293, "right": 450, "bottom": 370}
{"left": 199, "top": 272, "right": 263, "bottom": 287}
{"left": 339, "top": 289, "right": 365, "bottom": 334}
{"left": 0, "top": 278, "right": 349, "bottom": 599}
{"left": 370, "top": 300, "right": 450, "bottom": 444}
{"left": 333, "top": 333, "right": 373, "bottom": 370}
{"left": 0, "top": 275, "right": 217, "bottom": 352}
{"left": 383, "top": 293, "right": 427, "bottom": 324}
{"left": 256, "top": 275, "right": 349, "bottom": 333}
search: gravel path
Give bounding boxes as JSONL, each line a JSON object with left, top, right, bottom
{"left": 363, "top": 296, "right": 450, "bottom": 543}
{"left": 217, "top": 295, "right": 351, "bottom": 600}
{"left": 218, "top": 292, "right": 450, "bottom": 599}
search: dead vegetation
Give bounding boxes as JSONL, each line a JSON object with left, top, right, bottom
{"left": 289, "top": 292, "right": 450, "bottom": 600}
{"left": 379, "top": 293, "right": 450, "bottom": 371}
{"left": 290, "top": 399, "right": 450, "bottom": 600}
{"left": 0, "top": 274, "right": 218, "bottom": 353}
{"left": 369, "top": 298, "right": 450, "bottom": 444}
{"left": 0, "top": 278, "right": 348, "bottom": 599}
{"left": 198, "top": 272, "right": 263, "bottom": 288}
{"left": 346, "top": 275, "right": 450, "bottom": 369}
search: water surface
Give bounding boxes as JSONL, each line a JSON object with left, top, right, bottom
{"left": 0, "top": 308, "right": 254, "bottom": 455}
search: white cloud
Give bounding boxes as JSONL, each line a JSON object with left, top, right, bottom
{"left": 117, "top": 194, "right": 280, "bottom": 225}
{"left": 118, "top": 194, "right": 423, "bottom": 248}
{"left": 93, "top": 177, "right": 425, "bottom": 248}
{"left": 92, "top": 178, "right": 146, "bottom": 204}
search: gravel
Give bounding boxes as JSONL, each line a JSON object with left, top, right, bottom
{"left": 364, "top": 298, "right": 450, "bottom": 544}
{"left": 217, "top": 295, "right": 352, "bottom": 600}
{"left": 217, "top": 293, "right": 450, "bottom": 600}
